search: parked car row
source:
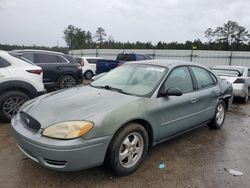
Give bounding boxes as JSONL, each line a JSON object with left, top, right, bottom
{"left": 0, "top": 50, "right": 153, "bottom": 122}
{"left": 12, "top": 50, "right": 83, "bottom": 89}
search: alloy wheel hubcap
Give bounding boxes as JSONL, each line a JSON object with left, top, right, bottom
{"left": 3, "top": 97, "right": 25, "bottom": 118}
{"left": 61, "top": 76, "right": 76, "bottom": 88}
{"left": 85, "top": 72, "right": 92, "bottom": 79}
{"left": 119, "top": 132, "right": 144, "bottom": 168}
{"left": 216, "top": 104, "right": 225, "bottom": 125}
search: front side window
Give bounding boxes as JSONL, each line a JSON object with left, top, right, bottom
{"left": 164, "top": 66, "right": 193, "bottom": 93}
{"left": 191, "top": 67, "right": 214, "bottom": 89}
{"left": 248, "top": 69, "right": 250, "bottom": 77}
{"left": 34, "top": 53, "right": 57, "bottom": 64}
{"left": 0, "top": 57, "right": 11, "bottom": 68}
{"left": 91, "top": 64, "right": 167, "bottom": 96}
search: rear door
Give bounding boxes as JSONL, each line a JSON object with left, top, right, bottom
{"left": 189, "top": 66, "right": 219, "bottom": 121}
{"left": 33, "top": 53, "right": 70, "bottom": 85}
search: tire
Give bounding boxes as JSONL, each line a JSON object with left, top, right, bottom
{"left": 0, "top": 91, "right": 29, "bottom": 122}
{"left": 208, "top": 100, "right": 226, "bottom": 129}
{"left": 106, "top": 123, "right": 149, "bottom": 176}
{"left": 84, "top": 71, "right": 93, "bottom": 80}
{"left": 58, "top": 75, "right": 77, "bottom": 89}
{"left": 241, "top": 90, "right": 248, "bottom": 103}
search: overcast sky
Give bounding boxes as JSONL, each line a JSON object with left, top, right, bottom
{"left": 0, "top": 0, "right": 250, "bottom": 47}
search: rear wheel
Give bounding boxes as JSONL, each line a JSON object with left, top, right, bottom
{"left": 84, "top": 71, "right": 93, "bottom": 80}
{"left": 242, "top": 90, "right": 248, "bottom": 103}
{"left": 0, "top": 91, "right": 29, "bottom": 122}
{"left": 208, "top": 100, "right": 226, "bottom": 129}
{"left": 106, "top": 123, "right": 149, "bottom": 176}
{"left": 59, "top": 75, "right": 77, "bottom": 89}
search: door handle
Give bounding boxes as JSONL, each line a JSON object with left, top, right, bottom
{"left": 190, "top": 98, "right": 198, "bottom": 103}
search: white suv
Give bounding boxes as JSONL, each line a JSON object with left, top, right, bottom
{"left": 0, "top": 50, "right": 46, "bottom": 122}
{"left": 73, "top": 56, "right": 104, "bottom": 79}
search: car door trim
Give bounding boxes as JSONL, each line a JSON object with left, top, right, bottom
{"left": 160, "top": 106, "right": 215, "bottom": 127}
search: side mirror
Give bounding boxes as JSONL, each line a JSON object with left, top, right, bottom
{"left": 162, "top": 87, "right": 183, "bottom": 96}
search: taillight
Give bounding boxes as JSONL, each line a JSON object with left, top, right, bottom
{"left": 77, "top": 65, "right": 82, "bottom": 70}
{"left": 234, "top": 78, "right": 245, "bottom": 83}
{"left": 26, "top": 70, "right": 43, "bottom": 75}
{"left": 80, "top": 59, "right": 84, "bottom": 66}
{"left": 117, "top": 62, "right": 123, "bottom": 66}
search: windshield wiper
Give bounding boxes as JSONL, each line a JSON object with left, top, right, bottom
{"left": 91, "top": 84, "right": 130, "bottom": 95}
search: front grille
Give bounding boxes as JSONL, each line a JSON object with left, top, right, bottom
{"left": 20, "top": 112, "right": 41, "bottom": 132}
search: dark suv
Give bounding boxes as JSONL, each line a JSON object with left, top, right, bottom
{"left": 13, "top": 50, "right": 83, "bottom": 89}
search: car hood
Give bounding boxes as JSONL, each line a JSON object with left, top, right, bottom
{"left": 20, "top": 85, "right": 139, "bottom": 128}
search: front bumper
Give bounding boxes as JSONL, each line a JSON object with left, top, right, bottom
{"left": 11, "top": 115, "right": 112, "bottom": 171}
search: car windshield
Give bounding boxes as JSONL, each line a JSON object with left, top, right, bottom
{"left": 91, "top": 64, "right": 167, "bottom": 96}
{"left": 211, "top": 68, "right": 244, "bottom": 77}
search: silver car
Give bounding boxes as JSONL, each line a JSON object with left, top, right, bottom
{"left": 211, "top": 66, "right": 250, "bottom": 103}
{"left": 11, "top": 60, "right": 233, "bottom": 176}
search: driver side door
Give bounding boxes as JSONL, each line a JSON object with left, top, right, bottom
{"left": 156, "top": 66, "right": 202, "bottom": 140}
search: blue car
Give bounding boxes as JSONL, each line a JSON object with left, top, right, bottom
{"left": 96, "top": 53, "right": 152, "bottom": 74}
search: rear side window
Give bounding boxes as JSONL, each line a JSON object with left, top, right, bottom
{"left": 0, "top": 57, "right": 11, "bottom": 68}
{"left": 191, "top": 67, "right": 214, "bottom": 89}
{"left": 164, "top": 66, "right": 193, "bottom": 93}
{"left": 22, "top": 53, "right": 34, "bottom": 63}
{"left": 34, "top": 53, "right": 57, "bottom": 64}
{"left": 56, "top": 55, "right": 67, "bottom": 63}
{"left": 87, "top": 59, "right": 99, "bottom": 64}
{"left": 248, "top": 69, "right": 250, "bottom": 77}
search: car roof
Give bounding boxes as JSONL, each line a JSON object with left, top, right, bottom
{"left": 12, "top": 49, "right": 65, "bottom": 55}
{"left": 127, "top": 59, "right": 202, "bottom": 68}
{"left": 76, "top": 56, "right": 104, "bottom": 59}
{"left": 213, "top": 65, "right": 247, "bottom": 69}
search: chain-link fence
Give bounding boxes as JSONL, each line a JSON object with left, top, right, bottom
{"left": 69, "top": 49, "right": 250, "bottom": 67}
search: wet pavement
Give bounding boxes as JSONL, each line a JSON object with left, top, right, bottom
{"left": 1, "top": 102, "right": 250, "bottom": 188}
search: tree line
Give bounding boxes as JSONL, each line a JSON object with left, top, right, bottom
{"left": 1, "top": 20, "right": 250, "bottom": 53}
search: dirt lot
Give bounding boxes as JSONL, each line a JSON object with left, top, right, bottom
{"left": 0, "top": 102, "right": 250, "bottom": 188}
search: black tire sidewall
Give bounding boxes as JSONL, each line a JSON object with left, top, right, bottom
{"left": 59, "top": 75, "right": 76, "bottom": 89}
{"left": 0, "top": 91, "right": 29, "bottom": 122}
{"left": 84, "top": 71, "right": 93, "bottom": 80}
{"left": 107, "top": 123, "right": 149, "bottom": 176}
{"left": 208, "top": 100, "right": 226, "bottom": 129}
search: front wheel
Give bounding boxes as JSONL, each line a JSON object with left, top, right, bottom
{"left": 106, "top": 123, "right": 149, "bottom": 176}
{"left": 0, "top": 91, "right": 29, "bottom": 122}
{"left": 208, "top": 100, "right": 226, "bottom": 129}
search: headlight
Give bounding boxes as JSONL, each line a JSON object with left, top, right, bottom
{"left": 42, "top": 121, "right": 94, "bottom": 140}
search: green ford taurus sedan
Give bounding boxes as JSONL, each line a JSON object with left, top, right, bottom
{"left": 11, "top": 60, "right": 233, "bottom": 176}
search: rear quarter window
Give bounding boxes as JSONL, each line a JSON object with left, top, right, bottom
{"left": 87, "top": 59, "right": 99, "bottom": 64}
{"left": 0, "top": 57, "right": 11, "bottom": 68}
